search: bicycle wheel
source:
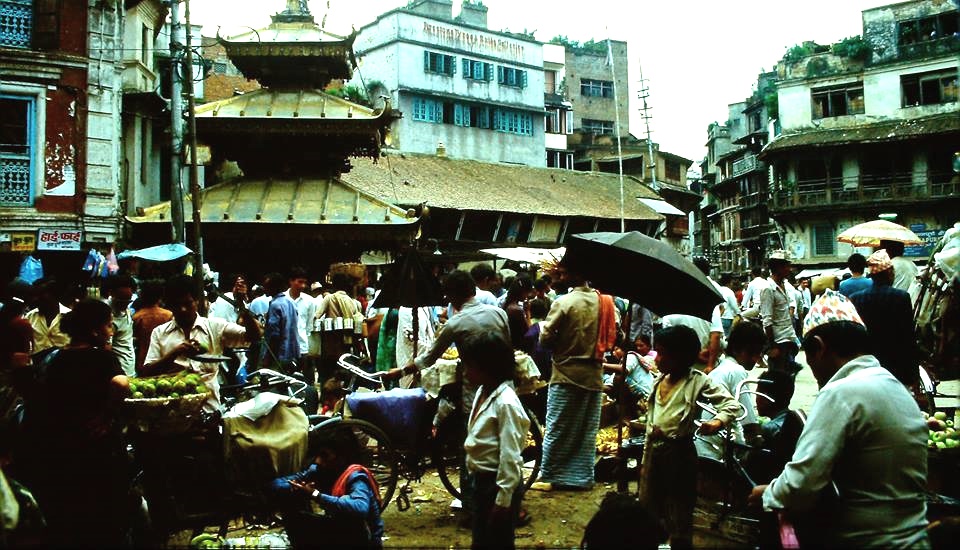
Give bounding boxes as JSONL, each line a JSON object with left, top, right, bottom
{"left": 310, "top": 417, "right": 399, "bottom": 511}
{"left": 433, "top": 408, "right": 543, "bottom": 500}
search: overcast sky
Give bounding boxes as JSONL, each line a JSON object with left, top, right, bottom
{"left": 189, "top": 0, "right": 892, "bottom": 164}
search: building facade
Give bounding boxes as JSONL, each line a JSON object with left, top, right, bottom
{"left": 704, "top": 72, "right": 779, "bottom": 276}
{"left": 352, "top": 0, "right": 546, "bottom": 166}
{"left": 1, "top": 0, "right": 129, "bottom": 278}
{"left": 543, "top": 42, "right": 573, "bottom": 169}
{"left": 762, "top": 0, "right": 958, "bottom": 267}
{"left": 565, "top": 39, "right": 629, "bottom": 151}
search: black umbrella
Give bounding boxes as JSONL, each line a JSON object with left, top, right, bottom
{"left": 563, "top": 231, "right": 722, "bottom": 320}
{"left": 372, "top": 250, "right": 444, "bottom": 355}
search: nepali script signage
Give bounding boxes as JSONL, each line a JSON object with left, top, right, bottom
{"left": 37, "top": 229, "right": 83, "bottom": 251}
{"left": 422, "top": 22, "right": 526, "bottom": 61}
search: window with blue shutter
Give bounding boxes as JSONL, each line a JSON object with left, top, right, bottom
{"left": 425, "top": 51, "right": 456, "bottom": 76}
{"left": 454, "top": 103, "right": 471, "bottom": 127}
{"left": 462, "top": 58, "right": 470, "bottom": 78}
{"left": 497, "top": 67, "right": 527, "bottom": 88}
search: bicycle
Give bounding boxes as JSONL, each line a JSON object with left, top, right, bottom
{"left": 311, "top": 353, "right": 543, "bottom": 513}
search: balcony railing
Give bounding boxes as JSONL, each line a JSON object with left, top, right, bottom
{"left": 772, "top": 173, "right": 958, "bottom": 210}
{"left": 732, "top": 154, "right": 764, "bottom": 178}
{"left": 0, "top": 0, "right": 31, "bottom": 49}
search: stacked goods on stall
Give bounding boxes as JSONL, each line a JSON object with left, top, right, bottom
{"left": 915, "top": 223, "right": 960, "bottom": 378}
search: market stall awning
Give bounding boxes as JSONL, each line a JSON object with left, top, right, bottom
{"left": 480, "top": 246, "right": 566, "bottom": 264}
{"left": 639, "top": 198, "right": 685, "bottom": 216}
{"left": 127, "top": 177, "right": 418, "bottom": 239}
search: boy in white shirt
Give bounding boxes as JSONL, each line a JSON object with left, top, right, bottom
{"left": 461, "top": 332, "right": 530, "bottom": 550}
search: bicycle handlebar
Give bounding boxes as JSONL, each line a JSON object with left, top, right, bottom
{"left": 337, "top": 353, "right": 385, "bottom": 385}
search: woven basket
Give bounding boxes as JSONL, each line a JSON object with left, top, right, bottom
{"left": 125, "top": 392, "right": 208, "bottom": 434}
{"left": 329, "top": 262, "right": 366, "bottom": 281}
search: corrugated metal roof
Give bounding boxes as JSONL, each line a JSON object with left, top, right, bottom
{"left": 127, "top": 177, "right": 416, "bottom": 227}
{"left": 762, "top": 113, "right": 959, "bottom": 156}
{"left": 342, "top": 154, "right": 664, "bottom": 221}
{"left": 195, "top": 88, "right": 383, "bottom": 120}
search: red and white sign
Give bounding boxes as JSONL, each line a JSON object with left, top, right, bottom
{"left": 36, "top": 229, "right": 83, "bottom": 251}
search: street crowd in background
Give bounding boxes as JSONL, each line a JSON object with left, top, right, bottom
{"left": 0, "top": 239, "right": 942, "bottom": 548}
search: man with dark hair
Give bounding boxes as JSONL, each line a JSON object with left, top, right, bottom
{"left": 313, "top": 272, "right": 361, "bottom": 383}
{"left": 262, "top": 272, "right": 300, "bottom": 372}
{"left": 132, "top": 280, "right": 172, "bottom": 371}
{"left": 839, "top": 253, "right": 872, "bottom": 298}
{"left": 104, "top": 274, "right": 137, "bottom": 376}
{"left": 750, "top": 369, "right": 802, "bottom": 484}
{"left": 740, "top": 266, "right": 767, "bottom": 313}
{"left": 209, "top": 274, "right": 249, "bottom": 324}
{"left": 25, "top": 278, "right": 70, "bottom": 353}
{"left": 849, "top": 249, "right": 918, "bottom": 386}
{"left": 286, "top": 267, "right": 318, "bottom": 382}
{"left": 759, "top": 251, "right": 799, "bottom": 373}
{"left": 142, "top": 274, "right": 262, "bottom": 410}
{"left": 880, "top": 239, "right": 919, "bottom": 293}
{"left": 534, "top": 262, "right": 615, "bottom": 491}
{"left": 749, "top": 289, "right": 928, "bottom": 547}
{"left": 468, "top": 263, "right": 499, "bottom": 306}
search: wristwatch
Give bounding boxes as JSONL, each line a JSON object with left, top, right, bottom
{"left": 311, "top": 489, "right": 320, "bottom": 499}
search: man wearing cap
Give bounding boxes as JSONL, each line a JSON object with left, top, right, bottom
{"left": 848, "top": 250, "right": 918, "bottom": 386}
{"left": 749, "top": 290, "right": 928, "bottom": 547}
{"left": 759, "top": 252, "right": 799, "bottom": 373}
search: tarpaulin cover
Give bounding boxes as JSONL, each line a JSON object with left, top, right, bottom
{"left": 346, "top": 388, "right": 430, "bottom": 451}
{"left": 222, "top": 401, "right": 309, "bottom": 481}
{"left": 117, "top": 243, "right": 193, "bottom": 262}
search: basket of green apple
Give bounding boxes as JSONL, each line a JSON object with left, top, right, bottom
{"left": 924, "top": 411, "right": 959, "bottom": 453}
{"left": 125, "top": 370, "right": 211, "bottom": 433}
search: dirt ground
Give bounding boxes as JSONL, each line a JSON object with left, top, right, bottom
{"left": 380, "top": 472, "right": 616, "bottom": 549}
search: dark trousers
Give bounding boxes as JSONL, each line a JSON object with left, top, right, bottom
{"left": 470, "top": 471, "right": 521, "bottom": 550}
{"left": 643, "top": 438, "right": 697, "bottom": 548}
{"left": 768, "top": 341, "right": 799, "bottom": 374}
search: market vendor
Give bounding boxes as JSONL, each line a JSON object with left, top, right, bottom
{"left": 748, "top": 290, "right": 928, "bottom": 547}
{"left": 141, "top": 274, "right": 262, "bottom": 410}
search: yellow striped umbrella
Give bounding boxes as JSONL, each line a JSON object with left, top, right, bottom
{"left": 837, "top": 220, "right": 923, "bottom": 247}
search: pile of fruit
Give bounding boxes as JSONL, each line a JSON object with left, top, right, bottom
{"left": 596, "top": 426, "right": 620, "bottom": 455}
{"left": 129, "top": 371, "right": 209, "bottom": 400}
{"left": 925, "top": 411, "right": 959, "bottom": 451}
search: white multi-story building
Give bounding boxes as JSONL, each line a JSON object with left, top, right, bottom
{"left": 351, "top": 0, "right": 546, "bottom": 166}
{"left": 763, "top": 0, "right": 958, "bottom": 267}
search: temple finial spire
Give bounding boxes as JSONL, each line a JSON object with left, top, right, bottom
{"left": 274, "top": 0, "right": 315, "bottom": 23}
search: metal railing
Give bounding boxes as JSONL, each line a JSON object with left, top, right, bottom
{"left": 772, "top": 173, "right": 958, "bottom": 210}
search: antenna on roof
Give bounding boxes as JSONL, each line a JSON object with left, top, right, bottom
{"left": 606, "top": 35, "right": 625, "bottom": 233}
{"left": 637, "top": 63, "right": 657, "bottom": 192}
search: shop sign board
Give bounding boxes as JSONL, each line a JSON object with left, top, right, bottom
{"left": 36, "top": 229, "right": 83, "bottom": 251}
{"left": 0, "top": 232, "right": 37, "bottom": 252}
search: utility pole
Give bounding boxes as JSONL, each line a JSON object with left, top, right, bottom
{"left": 168, "top": 0, "right": 185, "bottom": 243}
{"left": 637, "top": 64, "right": 658, "bottom": 192}
{"left": 183, "top": 0, "right": 204, "bottom": 283}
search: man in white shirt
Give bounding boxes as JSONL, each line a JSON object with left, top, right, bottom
{"left": 25, "top": 278, "right": 70, "bottom": 353}
{"left": 285, "top": 267, "right": 317, "bottom": 382}
{"left": 880, "top": 240, "right": 920, "bottom": 295}
{"left": 469, "top": 264, "right": 499, "bottom": 307}
{"left": 105, "top": 274, "right": 137, "bottom": 376}
{"left": 749, "top": 290, "right": 928, "bottom": 547}
{"left": 716, "top": 273, "right": 741, "bottom": 337}
{"left": 696, "top": 322, "right": 765, "bottom": 461}
{"left": 208, "top": 274, "right": 249, "bottom": 324}
{"left": 142, "top": 275, "right": 261, "bottom": 411}
{"left": 760, "top": 252, "right": 799, "bottom": 373}
{"left": 740, "top": 266, "right": 768, "bottom": 316}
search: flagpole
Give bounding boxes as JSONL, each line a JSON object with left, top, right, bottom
{"left": 607, "top": 36, "right": 626, "bottom": 233}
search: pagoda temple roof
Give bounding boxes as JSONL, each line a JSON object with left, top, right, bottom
{"left": 195, "top": 88, "right": 383, "bottom": 121}
{"left": 127, "top": 176, "right": 418, "bottom": 239}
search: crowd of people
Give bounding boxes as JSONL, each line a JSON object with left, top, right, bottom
{"left": 0, "top": 238, "right": 939, "bottom": 547}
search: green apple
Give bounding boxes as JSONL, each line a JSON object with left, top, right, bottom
{"left": 934, "top": 411, "right": 947, "bottom": 421}
{"left": 936, "top": 441, "right": 947, "bottom": 450}
{"left": 932, "top": 432, "right": 944, "bottom": 442}
{"left": 947, "top": 420, "right": 955, "bottom": 428}
{"left": 945, "top": 439, "right": 960, "bottom": 449}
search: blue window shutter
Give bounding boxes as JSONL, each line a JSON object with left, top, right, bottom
{"left": 520, "top": 71, "right": 528, "bottom": 88}
{"left": 462, "top": 58, "right": 470, "bottom": 78}
{"left": 449, "top": 56, "right": 456, "bottom": 75}
{"left": 497, "top": 66, "right": 504, "bottom": 84}
{"left": 492, "top": 108, "right": 501, "bottom": 130}
{"left": 485, "top": 63, "right": 493, "bottom": 81}
{"left": 454, "top": 104, "right": 462, "bottom": 126}
{"left": 424, "top": 51, "right": 430, "bottom": 71}
{"left": 432, "top": 100, "right": 442, "bottom": 123}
